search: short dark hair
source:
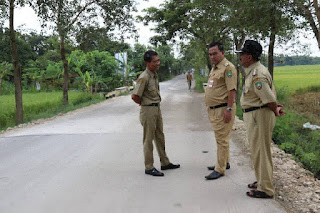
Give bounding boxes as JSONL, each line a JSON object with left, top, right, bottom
{"left": 144, "top": 50, "right": 158, "bottom": 62}
{"left": 208, "top": 41, "right": 224, "bottom": 52}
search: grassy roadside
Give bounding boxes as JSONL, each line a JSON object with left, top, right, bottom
{"left": 194, "top": 72, "right": 208, "bottom": 92}
{"left": 0, "top": 91, "right": 105, "bottom": 132}
{"left": 195, "top": 65, "right": 320, "bottom": 178}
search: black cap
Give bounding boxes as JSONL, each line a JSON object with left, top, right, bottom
{"left": 235, "top": 40, "right": 262, "bottom": 58}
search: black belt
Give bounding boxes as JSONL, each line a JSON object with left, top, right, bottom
{"left": 242, "top": 105, "right": 267, "bottom": 113}
{"left": 209, "top": 103, "right": 227, "bottom": 109}
{"left": 145, "top": 103, "right": 160, "bottom": 106}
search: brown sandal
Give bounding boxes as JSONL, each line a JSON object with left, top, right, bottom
{"left": 248, "top": 181, "right": 258, "bottom": 189}
{"left": 246, "top": 189, "right": 273, "bottom": 199}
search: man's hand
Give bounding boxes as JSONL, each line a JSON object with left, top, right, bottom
{"left": 131, "top": 94, "right": 141, "bottom": 105}
{"left": 223, "top": 110, "right": 232, "bottom": 123}
{"left": 275, "top": 104, "right": 285, "bottom": 117}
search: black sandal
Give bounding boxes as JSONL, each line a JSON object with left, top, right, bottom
{"left": 246, "top": 189, "right": 273, "bottom": 199}
{"left": 248, "top": 181, "right": 258, "bottom": 189}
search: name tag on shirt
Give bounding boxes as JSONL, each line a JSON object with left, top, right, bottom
{"left": 209, "top": 80, "right": 213, "bottom": 87}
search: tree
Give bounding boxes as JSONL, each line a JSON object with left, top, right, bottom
{"left": 254, "top": 0, "right": 295, "bottom": 77}
{"left": 8, "top": 0, "right": 26, "bottom": 124}
{"left": 68, "top": 50, "right": 117, "bottom": 92}
{"left": 127, "top": 43, "right": 147, "bottom": 77}
{"left": 290, "top": 0, "right": 320, "bottom": 50}
{"left": 75, "top": 26, "right": 130, "bottom": 54}
{"left": 31, "top": 0, "right": 136, "bottom": 105}
{"left": 139, "top": 0, "right": 231, "bottom": 71}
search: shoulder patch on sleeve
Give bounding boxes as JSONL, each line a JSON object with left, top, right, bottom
{"left": 227, "top": 71, "right": 233, "bottom": 78}
{"left": 138, "top": 79, "right": 144, "bottom": 84}
{"left": 255, "top": 81, "right": 262, "bottom": 90}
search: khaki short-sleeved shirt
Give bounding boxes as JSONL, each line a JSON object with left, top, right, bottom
{"left": 240, "top": 61, "right": 276, "bottom": 109}
{"left": 187, "top": 73, "right": 192, "bottom": 81}
{"left": 132, "top": 68, "right": 161, "bottom": 106}
{"left": 205, "top": 58, "right": 237, "bottom": 106}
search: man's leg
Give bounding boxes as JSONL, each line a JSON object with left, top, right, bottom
{"left": 244, "top": 109, "right": 275, "bottom": 196}
{"left": 256, "top": 109, "right": 275, "bottom": 196}
{"left": 210, "top": 106, "right": 235, "bottom": 175}
{"left": 153, "top": 108, "right": 170, "bottom": 166}
{"left": 140, "top": 106, "right": 156, "bottom": 170}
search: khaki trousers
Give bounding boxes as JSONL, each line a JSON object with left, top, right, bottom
{"left": 243, "top": 108, "right": 275, "bottom": 196}
{"left": 208, "top": 103, "right": 236, "bottom": 174}
{"left": 140, "top": 106, "right": 170, "bottom": 170}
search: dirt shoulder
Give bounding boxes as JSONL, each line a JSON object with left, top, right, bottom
{"left": 231, "top": 117, "right": 320, "bottom": 213}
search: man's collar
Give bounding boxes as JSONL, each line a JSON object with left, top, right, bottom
{"left": 146, "top": 68, "right": 157, "bottom": 78}
{"left": 244, "top": 61, "right": 261, "bottom": 75}
{"left": 214, "top": 58, "right": 227, "bottom": 69}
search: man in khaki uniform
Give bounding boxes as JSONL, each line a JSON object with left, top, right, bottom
{"left": 204, "top": 42, "right": 237, "bottom": 180}
{"left": 236, "top": 40, "right": 285, "bottom": 198}
{"left": 186, "top": 71, "right": 193, "bottom": 90}
{"left": 131, "top": 50, "right": 180, "bottom": 177}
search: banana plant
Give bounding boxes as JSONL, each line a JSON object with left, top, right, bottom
{"left": 115, "top": 52, "right": 136, "bottom": 86}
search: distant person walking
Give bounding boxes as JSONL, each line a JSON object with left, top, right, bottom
{"left": 236, "top": 40, "right": 285, "bottom": 198}
{"left": 204, "top": 41, "right": 237, "bottom": 180}
{"left": 186, "top": 71, "right": 193, "bottom": 90}
{"left": 131, "top": 50, "right": 180, "bottom": 177}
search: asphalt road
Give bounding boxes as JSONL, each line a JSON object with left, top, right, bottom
{"left": 0, "top": 74, "right": 287, "bottom": 213}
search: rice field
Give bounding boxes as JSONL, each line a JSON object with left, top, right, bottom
{"left": 0, "top": 91, "right": 104, "bottom": 130}
{"left": 273, "top": 64, "right": 320, "bottom": 93}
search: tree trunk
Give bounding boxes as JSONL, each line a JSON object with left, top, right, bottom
{"left": 268, "top": 32, "right": 275, "bottom": 79}
{"left": 57, "top": 0, "right": 69, "bottom": 106}
{"left": 268, "top": 0, "right": 277, "bottom": 79}
{"left": 9, "top": 0, "right": 23, "bottom": 125}
{"left": 234, "top": 33, "right": 246, "bottom": 103}
{"left": 313, "top": 0, "right": 320, "bottom": 49}
{"left": 59, "top": 31, "right": 69, "bottom": 106}
{"left": 204, "top": 48, "right": 212, "bottom": 71}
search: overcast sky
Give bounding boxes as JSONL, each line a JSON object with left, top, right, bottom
{"left": 10, "top": 1, "right": 320, "bottom": 57}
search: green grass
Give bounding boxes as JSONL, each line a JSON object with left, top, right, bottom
{"left": 0, "top": 91, "right": 105, "bottom": 131}
{"left": 274, "top": 64, "right": 320, "bottom": 93}
{"left": 273, "top": 112, "right": 320, "bottom": 177}
{"left": 194, "top": 72, "right": 208, "bottom": 92}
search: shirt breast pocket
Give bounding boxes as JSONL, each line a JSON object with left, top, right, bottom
{"left": 213, "top": 72, "right": 224, "bottom": 86}
{"left": 244, "top": 85, "right": 250, "bottom": 94}
{"left": 148, "top": 86, "right": 157, "bottom": 96}
{"left": 148, "top": 86, "right": 156, "bottom": 91}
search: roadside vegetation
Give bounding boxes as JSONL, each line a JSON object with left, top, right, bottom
{"left": 0, "top": 91, "right": 105, "bottom": 131}
{"left": 0, "top": 30, "right": 190, "bottom": 132}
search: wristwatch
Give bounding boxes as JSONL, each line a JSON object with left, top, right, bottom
{"left": 227, "top": 107, "right": 232, "bottom": 111}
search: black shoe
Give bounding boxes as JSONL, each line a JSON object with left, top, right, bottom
{"left": 145, "top": 168, "right": 164, "bottom": 176}
{"left": 205, "top": 170, "right": 224, "bottom": 180}
{"left": 207, "top": 162, "right": 230, "bottom": 171}
{"left": 161, "top": 163, "right": 180, "bottom": 170}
